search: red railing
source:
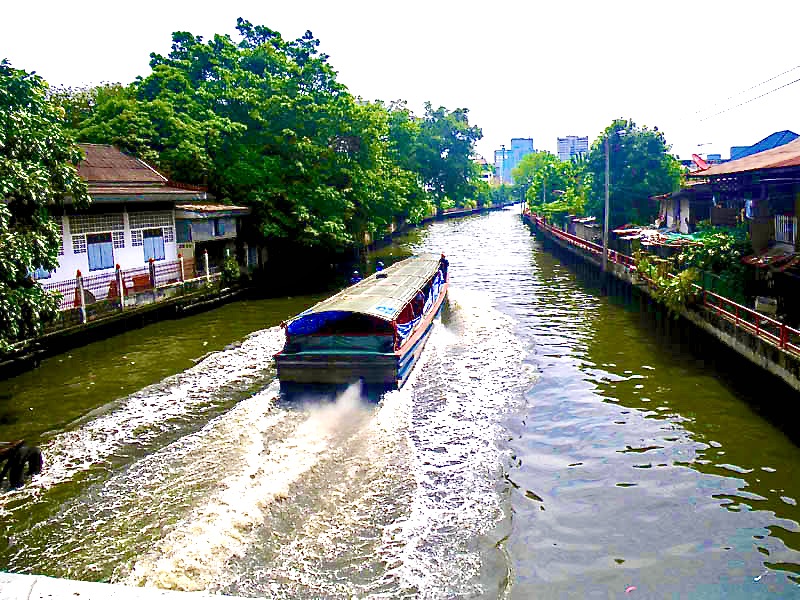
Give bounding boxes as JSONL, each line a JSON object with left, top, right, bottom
{"left": 41, "top": 257, "right": 203, "bottom": 310}
{"left": 41, "top": 279, "right": 79, "bottom": 310}
{"left": 527, "top": 211, "right": 800, "bottom": 358}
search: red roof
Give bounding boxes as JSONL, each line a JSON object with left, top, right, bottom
{"left": 690, "top": 137, "right": 800, "bottom": 177}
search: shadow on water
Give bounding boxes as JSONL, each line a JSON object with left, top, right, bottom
{"left": 537, "top": 234, "right": 800, "bottom": 445}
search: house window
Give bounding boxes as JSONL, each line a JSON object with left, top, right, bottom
{"left": 58, "top": 218, "right": 64, "bottom": 255}
{"left": 87, "top": 233, "right": 115, "bottom": 271}
{"left": 163, "top": 226, "right": 175, "bottom": 243}
{"left": 129, "top": 211, "right": 173, "bottom": 229}
{"left": 131, "top": 230, "right": 143, "bottom": 247}
{"left": 73, "top": 235, "right": 87, "bottom": 254}
{"left": 143, "top": 228, "right": 165, "bottom": 261}
{"left": 175, "top": 220, "right": 192, "bottom": 243}
{"left": 214, "top": 218, "right": 225, "bottom": 237}
{"left": 112, "top": 231, "right": 125, "bottom": 249}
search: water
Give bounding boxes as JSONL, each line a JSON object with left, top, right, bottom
{"left": 2, "top": 209, "right": 800, "bottom": 597}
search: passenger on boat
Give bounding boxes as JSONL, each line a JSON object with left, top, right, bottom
{"left": 440, "top": 253, "right": 449, "bottom": 280}
{"left": 350, "top": 270, "right": 362, "bottom": 285}
{"left": 376, "top": 261, "right": 385, "bottom": 272}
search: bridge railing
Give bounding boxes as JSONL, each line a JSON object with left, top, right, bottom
{"left": 527, "top": 212, "right": 800, "bottom": 358}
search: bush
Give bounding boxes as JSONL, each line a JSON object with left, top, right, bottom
{"left": 221, "top": 256, "right": 240, "bottom": 285}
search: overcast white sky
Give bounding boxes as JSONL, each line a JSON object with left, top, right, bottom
{"left": 3, "top": 0, "right": 799, "bottom": 162}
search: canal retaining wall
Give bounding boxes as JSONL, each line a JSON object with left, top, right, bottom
{"left": 0, "top": 572, "right": 248, "bottom": 600}
{"left": 524, "top": 213, "right": 800, "bottom": 393}
{"left": 0, "top": 285, "right": 247, "bottom": 380}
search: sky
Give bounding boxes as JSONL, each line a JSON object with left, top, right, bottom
{"left": 3, "top": 0, "right": 800, "bottom": 163}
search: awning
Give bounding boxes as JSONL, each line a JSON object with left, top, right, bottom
{"left": 742, "top": 247, "right": 796, "bottom": 268}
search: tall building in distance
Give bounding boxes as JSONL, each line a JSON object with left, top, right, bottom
{"left": 494, "top": 138, "right": 534, "bottom": 183}
{"left": 557, "top": 135, "right": 589, "bottom": 162}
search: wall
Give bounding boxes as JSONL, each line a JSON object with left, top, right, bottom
{"left": 526, "top": 215, "right": 800, "bottom": 393}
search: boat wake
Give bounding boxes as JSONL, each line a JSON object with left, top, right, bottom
{"left": 0, "top": 327, "right": 283, "bottom": 515}
{"left": 3, "top": 288, "right": 536, "bottom": 599}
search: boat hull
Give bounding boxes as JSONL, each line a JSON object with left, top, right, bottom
{"left": 276, "top": 285, "right": 447, "bottom": 393}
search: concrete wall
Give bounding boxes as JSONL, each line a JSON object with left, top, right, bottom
{"left": 526, "top": 214, "right": 800, "bottom": 392}
{"left": 0, "top": 572, "right": 248, "bottom": 600}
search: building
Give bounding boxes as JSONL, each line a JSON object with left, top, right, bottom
{"left": 494, "top": 138, "right": 534, "bottom": 184}
{"left": 557, "top": 136, "right": 589, "bottom": 162}
{"left": 688, "top": 137, "right": 800, "bottom": 322}
{"left": 474, "top": 157, "right": 494, "bottom": 185}
{"left": 36, "top": 144, "right": 249, "bottom": 307}
{"left": 493, "top": 148, "right": 510, "bottom": 184}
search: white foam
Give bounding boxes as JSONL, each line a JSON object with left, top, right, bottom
{"left": 0, "top": 327, "right": 285, "bottom": 508}
{"left": 372, "top": 288, "right": 533, "bottom": 596}
{"left": 122, "top": 384, "right": 370, "bottom": 592}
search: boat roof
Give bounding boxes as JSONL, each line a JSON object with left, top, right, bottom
{"left": 291, "top": 254, "right": 443, "bottom": 323}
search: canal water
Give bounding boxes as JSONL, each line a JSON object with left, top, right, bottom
{"left": 2, "top": 208, "right": 800, "bottom": 598}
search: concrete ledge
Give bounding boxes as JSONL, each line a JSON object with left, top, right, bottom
{"left": 0, "top": 572, "right": 248, "bottom": 600}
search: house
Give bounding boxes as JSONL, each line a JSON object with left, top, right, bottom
{"left": 174, "top": 203, "right": 252, "bottom": 272}
{"left": 688, "top": 137, "right": 800, "bottom": 322}
{"left": 653, "top": 182, "right": 713, "bottom": 233}
{"left": 37, "top": 144, "right": 249, "bottom": 307}
{"left": 689, "top": 136, "right": 800, "bottom": 251}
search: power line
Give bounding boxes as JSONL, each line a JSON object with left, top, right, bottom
{"left": 695, "top": 64, "right": 800, "bottom": 116}
{"left": 698, "top": 76, "right": 800, "bottom": 122}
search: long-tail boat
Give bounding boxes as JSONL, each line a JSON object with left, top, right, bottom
{"left": 275, "top": 253, "right": 449, "bottom": 394}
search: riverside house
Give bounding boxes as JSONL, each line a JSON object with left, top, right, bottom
{"left": 687, "top": 137, "right": 800, "bottom": 323}
{"left": 38, "top": 144, "right": 249, "bottom": 309}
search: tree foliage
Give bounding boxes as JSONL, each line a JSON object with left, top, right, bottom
{"left": 585, "top": 118, "right": 681, "bottom": 227}
{"left": 522, "top": 152, "right": 590, "bottom": 218}
{"left": 0, "top": 60, "right": 90, "bottom": 351}
{"left": 62, "top": 20, "right": 484, "bottom": 249}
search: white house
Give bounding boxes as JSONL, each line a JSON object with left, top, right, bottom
{"left": 37, "top": 144, "right": 211, "bottom": 284}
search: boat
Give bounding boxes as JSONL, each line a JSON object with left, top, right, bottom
{"left": 275, "top": 253, "right": 449, "bottom": 394}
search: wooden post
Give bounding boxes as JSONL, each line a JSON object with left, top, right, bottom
{"left": 178, "top": 254, "right": 185, "bottom": 282}
{"left": 204, "top": 249, "right": 210, "bottom": 282}
{"left": 116, "top": 264, "right": 124, "bottom": 312}
{"left": 76, "top": 270, "right": 87, "bottom": 324}
{"left": 148, "top": 258, "right": 156, "bottom": 288}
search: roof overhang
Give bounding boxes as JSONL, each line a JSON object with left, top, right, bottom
{"left": 174, "top": 204, "right": 251, "bottom": 219}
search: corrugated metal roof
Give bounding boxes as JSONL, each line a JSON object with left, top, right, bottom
{"left": 729, "top": 130, "right": 799, "bottom": 160}
{"left": 691, "top": 137, "right": 800, "bottom": 177}
{"left": 77, "top": 144, "right": 167, "bottom": 184}
{"left": 175, "top": 203, "right": 250, "bottom": 213}
{"left": 290, "top": 254, "right": 443, "bottom": 322}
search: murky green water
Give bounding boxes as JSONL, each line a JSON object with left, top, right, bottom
{"left": 1, "top": 209, "right": 799, "bottom": 597}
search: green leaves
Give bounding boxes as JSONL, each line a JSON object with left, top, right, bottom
{"left": 0, "top": 59, "right": 90, "bottom": 351}
{"left": 585, "top": 118, "right": 681, "bottom": 228}
{"left": 63, "top": 22, "right": 482, "bottom": 251}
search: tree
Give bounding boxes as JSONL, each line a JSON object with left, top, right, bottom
{"left": 526, "top": 154, "right": 589, "bottom": 218}
{"left": 413, "top": 103, "right": 483, "bottom": 210}
{"left": 585, "top": 118, "right": 681, "bottom": 227}
{"left": 0, "top": 60, "right": 90, "bottom": 351}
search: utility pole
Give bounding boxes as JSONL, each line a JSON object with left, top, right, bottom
{"left": 603, "top": 135, "right": 610, "bottom": 273}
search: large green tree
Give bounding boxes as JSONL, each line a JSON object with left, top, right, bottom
{"left": 65, "top": 21, "right": 476, "bottom": 249}
{"left": 585, "top": 118, "right": 681, "bottom": 227}
{"left": 0, "top": 60, "right": 90, "bottom": 351}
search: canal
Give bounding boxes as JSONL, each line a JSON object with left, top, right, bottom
{"left": 1, "top": 208, "right": 800, "bottom": 598}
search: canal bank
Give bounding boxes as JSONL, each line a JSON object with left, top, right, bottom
{"left": 0, "top": 203, "right": 519, "bottom": 382}
{"left": 3, "top": 208, "right": 800, "bottom": 597}
{"left": 523, "top": 211, "right": 800, "bottom": 393}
